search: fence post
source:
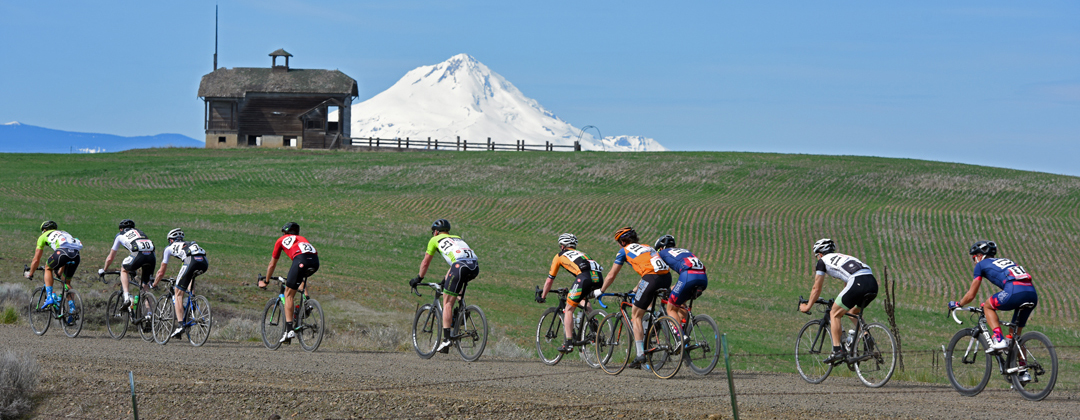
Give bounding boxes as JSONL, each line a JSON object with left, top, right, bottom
{"left": 488, "top": 137, "right": 492, "bottom": 151}
{"left": 463, "top": 139, "right": 468, "bottom": 151}
{"left": 722, "top": 334, "right": 739, "bottom": 420}
{"left": 129, "top": 371, "right": 139, "bottom": 420}
{"left": 376, "top": 137, "right": 380, "bottom": 147}
{"left": 427, "top": 137, "right": 431, "bottom": 150}
{"left": 456, "top": 136, "right": 460, "bottom": 151}
{"left": 406, "top": 137, "right": 410, "bottom": 149}
{"left": 434, "top": 139, "right": 438, "bottom": 150}
{"left": 574, "top": 141, "right": 581, "bottom": 152}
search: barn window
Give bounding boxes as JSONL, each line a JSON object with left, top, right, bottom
{"left": 218, "top": 136, "right": 226, "bottom": 144}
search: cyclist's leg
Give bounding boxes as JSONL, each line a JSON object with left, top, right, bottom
{"left": 563, "top": 274, "right": 590, "bottom": 340}
{"left": 174, "top": 263, "right": 194, "bottom": 323}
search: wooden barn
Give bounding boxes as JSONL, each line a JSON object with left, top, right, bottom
{"left": 198, "top": 49, "right": 358, "bottom": 149}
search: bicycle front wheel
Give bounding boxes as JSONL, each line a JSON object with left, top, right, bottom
{"left": 152, "top": 296, "right": 175, "bottom": 345}
{"left": 579, "top": 309, "right": 606, "bottom": 369}
{"left": 105, "top": 291, "right": 129, "bottom": 340}
{"left": 28, "top": 287, "right": 51, "bottom": 336}
{"left": 684, "top": 314, "right": 721, "bottom": 375}
{"left": 61, "top": 289, "right": 84, "bottom": 338}
{"left": 795, "top": 319, "right": 833, "bottom": 384}
{"left": 646, "top": 315, "right": 684, "bottom": 379}
{"left": 187, "top": 295, "right": 212, "bottom": 347}
{"left": 455, "top": 305, "right": 488, "bottom": 362}
{"left": 298, "top": 298, "right": 325, "bottom": 352}
{"left": 853, "top": 322, "right": 896, "bottom": 388}
{"left": 945, "top": 328, "right": 992, "bottom": 396}
{"left": 138, "top": 293, "right": 156, "bottom": 342}
{"left": 535, "top": 307, "right": 565, "bottom": 365}
{"left": 261, "top": 297, "right": 283, "bottom": 350}
{"left": 595, "top": 312, "right": 632, "bottom": 375}
{"left": 412, "top": 304, "right": 440, "bottom": 359}
{"left": 1008, "top": 331, "right": 1058, "bottom": 401}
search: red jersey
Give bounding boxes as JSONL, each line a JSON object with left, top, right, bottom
{"left": 272, "top": 234, "right": 318, "bottom": 260}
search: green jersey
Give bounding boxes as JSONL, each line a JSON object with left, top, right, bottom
{"left": 36, "top": 229, "right": 83, "bottom": 251}
{"left": 425, "top": 233, "right": 478, "bottom": 265}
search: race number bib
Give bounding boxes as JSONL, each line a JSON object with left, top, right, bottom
{"left": 134, "top": 239, "right": 154, "bottom": 252}
{"left": 650, "top": 255, "right": 669, "bottom": 272}
{"left": 588, "top": 260, "right": 604, "bottom": 273}
{"left": 684, "top": 256, "right": 704, "bottom": 270}
{"left": 297, "top": 242, "right": 316, "bottom": 254}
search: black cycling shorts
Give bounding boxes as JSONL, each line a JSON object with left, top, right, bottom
{"left": 122, "top": 251, "right": 156, "bottom": 285}
{"left": 287, "top": 253, "right": 319, "bottom": 291}
{"left": 175, "top": 256, "right": 209, "bottom": 292}
{"left": 46, "top": 248, "right": 80, "bottom": 280}
{"left": 443, "top": 260, "right": 479, "bottom": 297}
{"left": 633, "top": 273, "right": 673, "bottom": 310}
{"left": 567, "top": 272, "right": 600, "bottom": 307}
{"left": 838, "top": 274, "right": 878, "bottom": 310}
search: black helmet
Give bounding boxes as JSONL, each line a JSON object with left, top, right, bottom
{"left": 431, "top": 219, "right": 451, "bottom": 233}
{"left": 281, "top": 222, "right": 300, "bottom": 235}
{"left": 969, "top": 240, "right": 997, "bottom": 258}
{"left": 654, "top": 235, "right": 676, "bottom": 250}
{"left": 812, "top": 238, "right": 836, "bottom": 255}
{"left": 40, "top": 220, "right": 58, "bottom": 232}
{"left": 119, "top": 219, "right": 135, "bottom": 230}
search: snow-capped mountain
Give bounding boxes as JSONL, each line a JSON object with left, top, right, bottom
{"left": 350, "top": 54, "right": 666, "bottom": 152}
{"left": 0, "top": 121, "right": 202, "bottom": 153}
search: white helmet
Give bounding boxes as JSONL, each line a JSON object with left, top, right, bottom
{"left": 558, "top": 233, "right": 578, "bottom": 248}
{"left": 167, "top": 228, "right": 184, "bottom": 242}
{"left": 812, "top": 238, "right": 836, "bottom": 255}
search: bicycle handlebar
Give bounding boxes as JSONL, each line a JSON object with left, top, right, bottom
{"left": 797, "top": 296, "right": 833, "bottom": 314}
{"left": 411, "top": 282, "right": 442, "bottom": 297}
{"left": 950, "top": 306, "right": 982, "bottom": 325}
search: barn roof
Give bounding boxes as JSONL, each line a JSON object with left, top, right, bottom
{"left": 198, "top": 67, "right": 358, "bottom": 98}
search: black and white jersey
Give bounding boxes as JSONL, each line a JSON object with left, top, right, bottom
{"left": 815, "top": 252, "right": 873, "bottom": 284}
{"left": 163, "top": 241, "right": 207, "bottom": 261}
{"left": 112, "top": 229, "right": 154, "bottom": 253}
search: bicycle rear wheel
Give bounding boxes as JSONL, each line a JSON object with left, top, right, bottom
{"left": 61, "top": 289, "right": 83, "bottom": 338}
{"left": 595, "top": 312, "right": 632, "bottom": 375}
{"left": 105, "top": 291, "right": 129, "bottom": 340}
{"left": 187, "top": 295, "right": 212, "bottom": 347}
{"left": 579, "top": 309, "right": 606, "bottom": 368}
{"left": 412, "top": 304, "right": 440, "bottom": 359}
{"left": 455, "top": 305, "right": 488, "bottom": 362}
{"left": 535, "top": 307, "right": 565, "bottom": 365}
{"left": 298, "top": 298, "right": 325, "bottom": 352}
{"left": 795, "top": 319, "right": 833, "bottom": 384}
{"left": 152, "top": 296, "right": 175, "bottom": 345}
{"left": 138, "top": 293, "right": 156, "bottom": 342}
{"left": 28, "top": 287, "right": 51, "bottom": 336}
{"left": 1009, "top": 331, "right": 1058, "bottom": 401}
{"left": 853, "top": 322, "right": 896, "bottom": 388}
{"left": 261, "top": 297, "right": 283, "bottom": 350}
{"left": 684, "top": 314, "right": 720, "bottom": 375}
{"left": 646, "top": 315, "right": 683, "bottom": 379}
{"left": 945, "top": 328, "right": 992, "bottom": 396}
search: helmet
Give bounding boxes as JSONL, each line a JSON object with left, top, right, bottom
{"left": 119, "top": 219, "right": 135, "bottom": 230}
{"left": 40, "top": 220, "right": 57, "bottom": 232}
{"left": 167, "top": 228, "right": 184, "bottom": 242}
{"left": 431, "top": 219, "right": 451, "bottom": 233}
{"left": 281, "top": 222, "right": 300, "bottom": 235}
{"left": 969, "top": 240, "right": 997, "bottom": 258}
{"left": 557, "top": 233, "right": 578, "bottom": 248}
{"left": 812, "top": 238, "right": 836, "bottom": 255}
{"left": 613, "top": 227, "right": 638, "bottom": 244}
{"left": 654, "top": 235, "right": 676, "bottom": 250}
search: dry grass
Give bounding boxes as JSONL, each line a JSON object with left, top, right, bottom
{"left": 0, "top": 350, "right": 39, "bottom": 420}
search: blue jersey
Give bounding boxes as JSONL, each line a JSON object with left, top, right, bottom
{"left": 657, "top": 248, "right": 706, "bottom": 275}
{"left": 974, "top": 257, "right": 1034, "bottom": 291}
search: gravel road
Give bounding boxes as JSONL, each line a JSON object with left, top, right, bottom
{"left": 4, "top": 324, "right": 1076, "bottom": 419}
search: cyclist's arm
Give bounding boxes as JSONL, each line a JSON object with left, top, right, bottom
{"left": 102, "top": 249, "right": 118, "bottom": 271}
{"left": 956, "top": 276, "right": 983, "bottom": 307}
{"left": 27, "top": 248, "right": 44, "bottom": 278}
{"left": 265, "top": 255, "right": 279, "bottom": 282}
{"left": 599, "top": 263, "right": 623, "bottom": 293}
{"left": 153, "top": 260, "right": 168, "bottom": 288}
{"left": 800, "top": 273, "right": 826, "bottom": 313}
{"left": 542, "top": 256, "right": 562, "bottom": 299}
{"left": 417, "top": 253, "right": 434, "bottom": 279}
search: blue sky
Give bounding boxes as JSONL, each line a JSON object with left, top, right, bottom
{"left": 1, "top": 1, "right": 1077, "bottom": 176}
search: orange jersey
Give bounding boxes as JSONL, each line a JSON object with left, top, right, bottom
{"left": 613, "top": 243, "right": 670, "bottom": 277}
{"left": 548, "top": 249, "right": 592, "bottom": 279}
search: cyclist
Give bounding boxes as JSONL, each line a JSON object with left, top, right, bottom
{"left": 537, "top": 233, "right": 603, "bottom": 353}
{"left": 594, "top": 227, "right": 672, "bottom": 369}
{"left": 99, "top": 219, "right": 156, "bottom": 315}
{"left": 798, "top": 238, "right": 878, "bottom": 364}
{"left": 409, "top": 219, "right": 479, "bottom": 354}
{"left": 264, "top": 222, "right": 319, "bottom": 345}
{"left": 948, "top": 240, "right": 1038, "bottom": 353}
{"left": 25, "top": 221, "right": 83, "bottom": 313}
{"left": 153, "top": 228, "right": 209, "bottom": 338}
{"left": 653, "top": 235, "right": 708, "bottom": 334}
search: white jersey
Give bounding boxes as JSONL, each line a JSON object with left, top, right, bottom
{"left": 815, "top": 252, "right": 873, "bottom": 284}
{"left": 112, "top": 229, "right": 154, "bottom": 253}
{"left": 43, "top": 230, "right": 83, "bottom": 251}
{"left": 163, "top": 241, "right": 207, "bottom": 261}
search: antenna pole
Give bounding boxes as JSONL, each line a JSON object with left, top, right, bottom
{"left": 213, "top": 5, "right": 218, "bottom": 70}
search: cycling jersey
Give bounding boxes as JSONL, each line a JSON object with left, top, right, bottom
{"left": 815, "top": 253, "right": 872, "bottom": 283}
{"left": 426, "top": 234, "right": 478, "bottom": 265}
{"left": 36, "top": 230, "right": 83, "bottom": 251}
{"left": 164, "top": 241, "right": 207, "bottom": 261}
{"left": 657, "top": 248, "right": 706, "bottom": 275}
{"left": 613, "top": 243, "right": 669, "bottom": 277}
{"left": 46, "top": 248, "right": 80, "bottom": 280}
{"left": 272, "top": 235, "right": 317, "bottom": 260}
{"left": 973, "top": 258, "right": 1035, "bottom": 290}
{"left": 548, "top": 249, "right": 603, "bottom": 281}
{"left": 112, "top": 229, "right": 154, "bottom": 253}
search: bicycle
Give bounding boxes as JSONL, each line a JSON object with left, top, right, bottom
{"left": 661, "top": 289, "right": 721, "bottom": 376}
{"left": 533, "top": 286, "right": 606, "bottom": 367}
{"left": 594, "top": 289, "right": 684, "bottom": 379}
{"left": 100, "top": 270, "right": 156, "bottom": 342}
{"left": 795, "top": 297, "right": 897, "bottom": 388}
{"left": 25, "top": 265, "right": 83, "bottom": 338}
{"left": 410, "top": 281, "right": 488, "bottom": 362}
{"left": 258, "top": 275, "right": 325, "bottom": 352}
{"left": 150, "top": 276, "right": 212, "bottom": 346}
{"left": 945, "top": 303, "right": 1057, "bottom": 401}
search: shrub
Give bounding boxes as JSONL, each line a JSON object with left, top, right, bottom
{"left": 0, "top": 351, "right": 40, "bottom": 420}
{"left": 0, "top": 308, "right": 16, "bottom": 325}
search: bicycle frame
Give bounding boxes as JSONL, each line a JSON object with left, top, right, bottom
{"left": 535, "top": 286, "right": 604, "bottom": 346}
{"left": 414, "top": 282, "right": 470, "bottom": 341}
{"left": 800, "top": 298, "right": 873, "bottom": 365}
{"left": 950, "top": 307, "right": 1029, "bottom": 382}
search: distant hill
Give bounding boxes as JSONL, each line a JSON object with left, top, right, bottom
{"left": 0, "top": 121, "right": 203, "bottom": 153}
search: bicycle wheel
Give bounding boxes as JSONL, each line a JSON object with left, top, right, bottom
{"left": 455, "top": 305, "right": 488, "bottom": 362}
{"left": 578, "top": 309, "right": 606, "bottom": 368}
{"left": 945, "top": 328, "right": 992, "bottom": 396}
{"left": 61, "top": 289, "right": 84, "bottom": 338}
{"left": 795, "top": 319, "right": 833, "bottom": 384}
{"left": 646, "top": 315, "right": 684, "bottom": 379}
{"left": 1008, "top": 331, "right": 1058, "bottom": 401}
{"left": 138, "top": 293, "right": 156, "bottom": 342}
{"left": 152, "top": 297, "right": 175, "bottom": 345}
{"left": 28, "top": 287, "right": 51, "bottom": 336}
{"left": 298, "top": 298, "right": 325, "bottom": 352}
{"left": 412, "top": 304, "right": 440, "bottom": 359}
{"left": 261, "top": 297, "right": 283, "bottom": 350}
{"left": 853, "top": 322, "right": 896, "bottom": 388}
{"left": 105, "top": 291, "right": 129, "bottom": 340}
{"left": 535, "top": 307, "right": 565, "bottom": 365}
{"left": 595, "top": 312, "right": 632, "bottom": 375}
{"left": 684, "top": 314, "right": 721, "bottom": 375}
{"left": 187, "top": 295, "right": 212, "bottom": 347}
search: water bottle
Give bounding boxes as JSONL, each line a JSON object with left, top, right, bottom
{"left": 573, "top": 311, "right": 582, "bottom": 326}
{"left": 844, "top": 329, "right": 855, "bottom": 349}
{"left": 68, "top": 299, "right": 76, "bottom": 314}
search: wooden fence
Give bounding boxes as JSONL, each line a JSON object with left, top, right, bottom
{"left": 346, "top": 136, "right": 580, "bottom": 152}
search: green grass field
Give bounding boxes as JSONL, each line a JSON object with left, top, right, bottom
{"left": 1, "top": 148, "right": 1077, "bottom": 387}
